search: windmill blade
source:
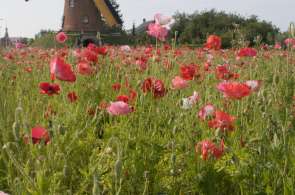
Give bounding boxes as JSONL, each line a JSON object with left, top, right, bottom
{"left": 93, "top": 0, "right": 122, "bottom": 26}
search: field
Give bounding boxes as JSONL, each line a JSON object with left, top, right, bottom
{"left": 1, "top": 41, "right": 295, "bottom": 194}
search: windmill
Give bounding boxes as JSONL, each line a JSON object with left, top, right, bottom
{"left": 25, "top": 0, "right": 123, "bottom": 46}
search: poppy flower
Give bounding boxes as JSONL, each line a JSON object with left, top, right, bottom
{"left": 237, "top": 48, "right": 257, "bottom": 58}
{"left": 50, "top": 57, "right": 76, "bottom": 82}
{"left": 141, "top": 77, "right": 153, "bottom": 93}
{"left": 39, "top": 82, "right": 60, "bottom": 96}
{"left": 215, "top": 64, "right": 239, "bottom": 80}
{"left": 198, "top": 104, "right": 215, "bottom": 120}
{"left": 152, "top": 79, "right": 167, "bottom": 98}
{"left": 208, "top": 110, "right": 236, "bottom": 132}
{"left": 245, "top": 80, "right": 262, "bottom": 92}
{"left": 172, "top": 76, "right": 189, "bottom": 90}
{"left": 217, "top": 82, "right": 251, "bottom": 99}
{"left": 181, "top": 91, "right": 200, "bottom": 110}
{"left": 116, "top": 95, "right": 129, "bottom": 103}
{"left": 77, "top": 61, "right": 93, "bottom": 75}
{"left": 205, "top": 35, "right": 222, "bottom": 50}
{"left": 31, "top": 126, "right": 50, "bottom": 145}
{"left": 107, "top": 101, "right": 133, "bottom": 116}
{"left": 274, "top": 43, "right": 282, "bottom": 49}
{"left": 55, "top": 32, "right": 68, "bottom": 43}
{"left": 67, "top": 91, "right": 78, "bottom": 103}
{"left": 112, "top": 83, "right": 122, "bottom": 91}
{"left": 97, "top": 46, "right": 108, "bottom": 56}
{"left": 180, "top": 64, "right": 198, "bottom": 80}
{"left": 147, "top": 23, "right": 168, "bottom": 42}
{"left": 0, "top": 191, "right": 9, "bottom": 195}
{"left": 154, "top": 13, "right": 173, "bottom": 27}
{"left": 284, "top": 38, "right": 295, "bottom": 47}
{"left": 195, "top": 139, "right": 224, "bottom": 160}
{"left": 120, "top": 45, "right": 131, "bottom": 53}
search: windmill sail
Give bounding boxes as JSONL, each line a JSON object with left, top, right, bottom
{"left": 93, "top": 0, "right": 122, "bottom": 26}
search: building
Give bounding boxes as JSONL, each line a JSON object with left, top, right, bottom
{"left": 62, "top": 0, "right": 123, "bottom": 46}
{"left": 0, "top": 27, "right": 12, "bottom": 48}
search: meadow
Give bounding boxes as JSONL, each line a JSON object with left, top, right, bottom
{"left": 1, "top": 34, "right": 295, "bottom": 194}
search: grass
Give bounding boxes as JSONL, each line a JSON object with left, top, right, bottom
{"left": 1, "top": 45, "right": 295, "bottom": 194}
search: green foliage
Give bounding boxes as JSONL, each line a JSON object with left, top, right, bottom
{"left": 171, "top": 10, "right": 280, "bottom": 48}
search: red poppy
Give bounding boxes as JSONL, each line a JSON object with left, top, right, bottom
{"left": 237, "top": 48, "right": 257, "bottom": 58}
{"left": 39, "top": 82, "right": 61, "bottom": 96}
{"left": 215, "top": 64, "right": 239, "bottom": 80}
{"left": 129, "top": 89, "right": 137, "bottom": 101}
{"left": 112, "top": 83, "right": 122, "bottom": 91}
{"left": 195, "top": 139, "right": 224, "bottom": 160}
{"left": 180, "top": 64, "right": 198, "bottom": 80}
{"left": 31, "top": 126, "right": 50, "bottom": 145}
{"left": 152, "top": 79, "right": 167, "bottom": 98}
{"left": 141, "top": 77, "right": 153, "bottom": 93}
{"left": 116, "top": 95, "right": 129, "bottom": 103}
{"left": 50, "top": 57, "right": 76, "bottom": 82}
{"left": 208, "top": 110, "right": 236, "bottom": 132}
{"left": 217, "top": 82, "right": 251, "bottom": 99}
{"left": 97, "top": 46, "right": 108, "bottom": 56}
{"left": 55, "top": 32, "right": 68, "bottom": 43}
{"left": 67, "top": 91, "right": 78, "bottom": 103}
{"left": 205, "top": 35, "right": 222, "bottom": 50}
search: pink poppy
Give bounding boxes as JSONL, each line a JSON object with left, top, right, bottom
{"left": 274, "top": 43, "right": 282, "bottom": 49}
{"left": 107, "top": 101, "right": 133, "bottom": 116}
{"left": 147, "top": 23, "right": 168, "bottom": 42}
{"left": 198, "top": 104, "right": 215, "bottom": 120}
{"left": 77, "top": 61, "right": 93, "bottom": 75}
{"left": 245, "top": 80, "right": 262, "bottom": 92}
{"left": 284, "top": 38, "right": 295, "bottom": 47}
{"left": 50, "top": 57, "right": 76, "bottom": 82}
{"left": 154, "top": 13, "right": 173, "bottom": 26}
{"left": 172, "top": 76, "right": 189, "bottom": 90}
{"left": 55, "top": 32, "right": 68, "bottom": 43}
{"left": 217, "top": 82, "right": 251, "bottom": 99}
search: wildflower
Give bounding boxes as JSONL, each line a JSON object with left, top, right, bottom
{"left": 245, "top": 80, "right": 262, "bottom": 92}
{"left": 195, "top": 139, "right": 224, "bottom": 160}
{"left": 154, "top": 13, "right": 173, "bottom": 27}
{"left": 180, "top": 64, "right": 198, "bottom": 80}
{"left": 107, "top": 101, "right": 133, "bottom": 116}
{"left": 198, "top": 104, "right": 215, "bottom": 120}
{"left": 205, "top": 35, "right": 222, "bottom": 50}
{"left": 31, "top": 126, "right": 50, "bottom": 145}
{"left": 208, "top": 110, "right": 236, "bottom": 132}
{"left": 55, "top": 32, "right": 68, "bottom": 43}
{"left": 237, "top": 48, "right": 257, "bottom": 58}
{"left": 39, "top": 82, "right": 60, "bottom": 96}
{"left": 50, "top": 57, "right": 76, "bottom": 82}
{"left": 152, "top": 79, "right": 167, "bottom": 98}
{"left": 181, "top": 91, "right": 200, "bottom": 109}
{"left": 217, "top": 82, "right": 251, "bottom": 99}
{"left": 67, "top": 92, "right": 78, "bottom": 103}
{"left": 77, "top": 61, "right": 93, "bottom": 75}
{"left": 147, "top": 23, "right": 168, "bottom": 42}
{"left": 172, "top": 76, "right": 189, "bottom": 90}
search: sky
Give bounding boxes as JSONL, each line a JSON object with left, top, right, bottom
{"left": 0, "top": 0, "right": 294, "bottom": 38}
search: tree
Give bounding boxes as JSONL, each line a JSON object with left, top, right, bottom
{"left": 171, "top": 9, "right": 280, "bottom": 48}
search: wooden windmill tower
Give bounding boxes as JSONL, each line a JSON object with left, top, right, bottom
{"left": 25, "top": 0, "right": 123, "bottom": 45}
